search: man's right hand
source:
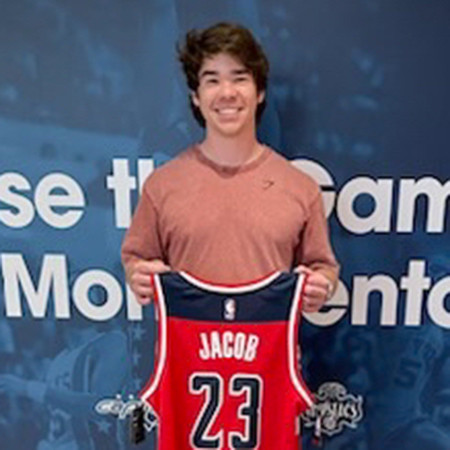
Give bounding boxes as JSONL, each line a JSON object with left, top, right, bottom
{"left": 126, "top": 259, "right": 171, "bottom": 305}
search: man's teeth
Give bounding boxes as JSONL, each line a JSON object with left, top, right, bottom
{"left": 217, "top": 108, "right": 240, "bottom": 114}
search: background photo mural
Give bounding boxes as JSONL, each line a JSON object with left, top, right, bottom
{"left": 0, "top": 0, "right": 449, "bottom": 448}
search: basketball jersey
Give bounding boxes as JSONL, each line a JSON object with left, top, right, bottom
{"left": 140, "top": 271, "right": 314, "bottom": 450}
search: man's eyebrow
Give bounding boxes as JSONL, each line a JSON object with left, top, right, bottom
{"left": 232, "top": 68, "right": 251, "bottom": 75}
{"left": 199, "top": 68, "right": 251, "bottom": 79}
{"left": 199, "top": 70, "right": 218, "bottom": 79}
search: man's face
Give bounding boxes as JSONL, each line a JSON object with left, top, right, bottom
{"left": 192, "top": 52, "right": 265, "bottom": 138}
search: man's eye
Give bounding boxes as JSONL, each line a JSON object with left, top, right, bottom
{"left": 205, "top": 78, "right": 218, "bottom": 85}
{"left": 235, "top": 76, "right": 249, "bottom": 82}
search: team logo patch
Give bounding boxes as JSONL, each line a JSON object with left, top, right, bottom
{"left": 95, "top": 394, "right": 157, "bottom": 432}
{"left": 302, "top": 382, "right": 364, "bottom": 437}
{"left": 224, "top": 298, "right": 236, "bottom": 321}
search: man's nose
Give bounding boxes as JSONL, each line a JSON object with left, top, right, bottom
{"left": 219, "top": 80, "right": 237, "bottom": 98}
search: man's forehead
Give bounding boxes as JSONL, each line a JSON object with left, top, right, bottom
{"left": 199, "top": 53, "right": 249, "bottom": 76}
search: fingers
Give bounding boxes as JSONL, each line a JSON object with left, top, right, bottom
{"left": 129, "top": 276, "right": 154, "bottom": 305}
{"left": 133, "top": 285, "right": 154, "bottom": 297}
{"left": 126, "top": 258, "right": 171, "bottom": 305}
{"left": 150, "top": 260, "right": 171, "bottom": 273}
{"left": 303, "top": 283, "right": 328, "bottom": 299}
{"left": 293, "top": 265, "right": 313, "bottom": 275}
{"left": 136, "top": 296, "right": 152, "bottom": 306}
{"left": 132, "top": 273, "right": 154, "bottom": 288}
{"left": 134, "top": 259, "right": 171, "bottom": 275}
{"left": 299, "top": 270, "right": 332, "bottom": 313}
{"left": 305, "top": 276, "right": 330, "bottom": 289}
{"left": 295, "top": 266, "right": 329, "bottom": 310}
{"left": 302, "top": 296, "right": 326, "bottom": 313}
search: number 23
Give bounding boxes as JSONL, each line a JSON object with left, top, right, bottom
{"left": 189, "top": 373, "right": 262, "bottom": 449}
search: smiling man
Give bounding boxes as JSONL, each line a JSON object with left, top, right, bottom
{"left": 193, "top": 52, "right": 264, "bottom": 148}
{"left": 121, "top": 22, "right": 339, "bottom": 312}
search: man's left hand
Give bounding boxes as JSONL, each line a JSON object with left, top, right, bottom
{"left": 293, "top": 265, "right": 332, "bottom": 313}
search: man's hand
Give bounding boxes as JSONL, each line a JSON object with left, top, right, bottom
{"left": 294, "top": 265, "right": 333, "bottom": 313}
{"left": 126, "top": 259, "right": 171, "bottom": 305}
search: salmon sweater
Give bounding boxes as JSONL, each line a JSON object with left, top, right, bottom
{"left": 121, "top": 145, "right": 339, "bottom": 286}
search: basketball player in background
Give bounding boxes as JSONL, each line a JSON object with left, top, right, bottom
{"left": 122, "top": 21, "right": 339, "bottom": 312}
{"left": 0, "top": 295, "right": 129, "bottom": 450}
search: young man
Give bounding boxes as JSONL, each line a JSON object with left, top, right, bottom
{"left": 121, "top": 22, "right": 339, "bottom": 312}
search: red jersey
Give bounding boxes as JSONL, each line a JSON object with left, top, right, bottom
{"left": 140, "top": 271, "right": 314, "bottom": 449}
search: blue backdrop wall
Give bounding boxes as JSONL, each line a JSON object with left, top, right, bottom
{"left": 1, "top": 1, "right": 449, "bottom": 449}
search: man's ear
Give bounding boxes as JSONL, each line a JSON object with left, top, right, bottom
{"left": 191, "top": 91, "right": 200, "bottom": 107}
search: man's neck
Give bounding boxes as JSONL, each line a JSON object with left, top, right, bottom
{"left": 200, "top": 132, "right": 263, "bottom": 167}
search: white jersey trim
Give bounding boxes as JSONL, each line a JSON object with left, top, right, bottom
{"left": 140, "top": 274, "right": 167, "bottom": 411}
{"left": 179, "top": 271, "right": 282, "bottom": 294}
{"left": 288, "top": 273, "right": 314, "bottom": 408}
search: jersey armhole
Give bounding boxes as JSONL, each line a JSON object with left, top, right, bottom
{"left": 139, "top": 274, "right": 167, "bottom": 416}
{"left": 288, "top": 273, "right": 315, "bottom": 411}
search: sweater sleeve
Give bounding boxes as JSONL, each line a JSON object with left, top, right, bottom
{"left": 121, "top": 186, "right": 165, "bottom": 267}
{"left": 294, "top": 192, "right": 340, "bottom": 289}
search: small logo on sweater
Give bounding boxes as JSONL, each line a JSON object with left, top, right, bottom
{"left": 262, "top": 179, "right": 275, "bottom": 190}
{"left": 224, "top": 298, "right": 236, "bottom": 321}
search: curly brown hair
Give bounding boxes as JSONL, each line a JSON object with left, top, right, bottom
{"left": 177, "top": 22, "right": 269, "bottom": 128}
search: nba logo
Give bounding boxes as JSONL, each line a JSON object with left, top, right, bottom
{"left": 224, "top": 298, "right": 236, "bottom": 321}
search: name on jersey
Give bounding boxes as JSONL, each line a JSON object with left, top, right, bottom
{"left": 199, "top": 331, "right": 259, "bottom": 362}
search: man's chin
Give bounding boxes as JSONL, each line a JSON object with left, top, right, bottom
{"left": 210, "top": 122, "right": 244, "bottom": 137}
